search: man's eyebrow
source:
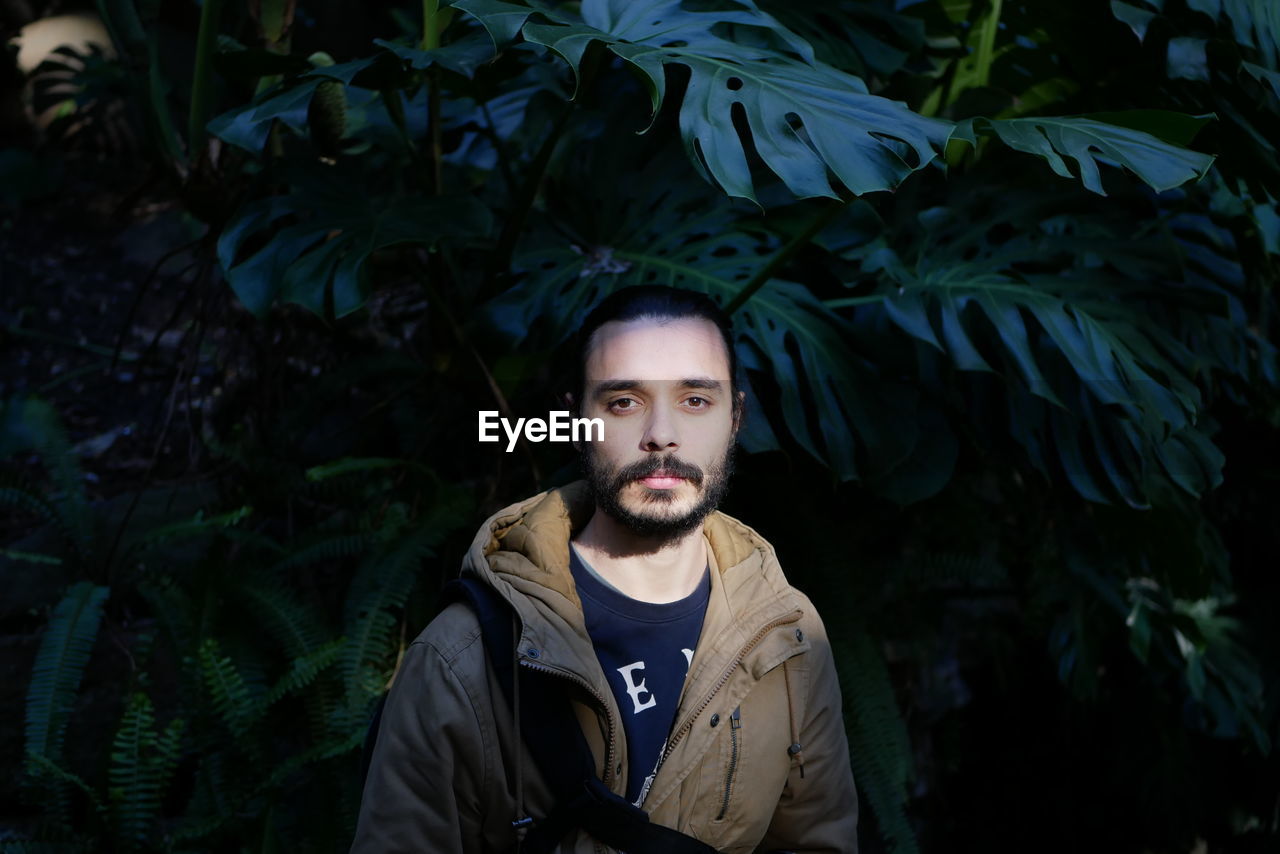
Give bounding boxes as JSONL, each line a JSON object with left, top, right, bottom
{"left": 590, "top": 378, "right": 725, "bottom": 396}
{"left": 591, "top": 379, "right": 644, "bottom": 396}
{"left": 678, "top": 378, "right": 724, "bottom": 391}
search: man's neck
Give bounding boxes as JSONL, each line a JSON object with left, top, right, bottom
{"left": 571, "top": 510, "right": 708, "bottom": 604}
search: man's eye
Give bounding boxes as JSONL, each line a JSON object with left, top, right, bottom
{"left": 608, "top": 398, "right": 638, "bottom": 412}
{"left": 685, "top": 396, "right": 709, "bottom": 408}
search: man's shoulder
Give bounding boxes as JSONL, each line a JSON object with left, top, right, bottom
{"left": 408, "top": 600, "right": 486, "bottom": 665}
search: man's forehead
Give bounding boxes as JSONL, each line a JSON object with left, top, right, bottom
{"left": 584, "top": 316, "right": 732, "bottom": 381}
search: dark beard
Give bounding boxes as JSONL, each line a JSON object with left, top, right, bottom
{"left": 581, "top": 443, "right": 736, "bottom": 541}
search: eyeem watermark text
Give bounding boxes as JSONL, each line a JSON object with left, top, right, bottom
{"left": 478, "top": 411, "right": 603, "bottom": 452}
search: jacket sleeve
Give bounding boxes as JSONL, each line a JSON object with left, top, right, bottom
{"left": 757, "top": 613, "right": 859, "bottom": 854}
{"left": 349, "top": 633, "right": 491, "bottom": 854}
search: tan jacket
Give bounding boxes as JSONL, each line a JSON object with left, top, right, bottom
{"left": 351, "top": 482, "right": 858, "bottom": 853}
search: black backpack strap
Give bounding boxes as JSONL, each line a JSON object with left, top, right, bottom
{"left": 438, "top": 578, "right": 719, "bottom": 854}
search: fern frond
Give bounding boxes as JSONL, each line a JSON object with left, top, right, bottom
{"left": 135, "top": 578, "right": 197, "bottom": 660}
{"left": 252, "top": 730, "right": 363, "bottom": 798}
{"left": 237, "top": 580, "right": 341, "bottom": 742}
{"left": 0, "top": 479, "right": 59, "bottom": 526}
{"left": 132, "top": 506, "right": 253, "bottom": 555}
{"left": 835, "top": 629, "right": 919, "bottom": 854}
{"left": 1, "top": 548, "right": 63, "bottom": 565}
{"left": 338, "top": 527, "right": 434, "bottom": 730}
{"left": 238, "top": 582, "right": 328, "bottom": 657}
{"left": 0, "top": 841, "right": 92, "bottom": 854}
{"left": 24, "top": 582, "right": 109, "bottom": 768}
{"left": 265, "top": 639, "right": 343, "bottom": 707}
{"left": 197, "top": 638, "right": 259, "bottom": 739}
{"left": 271, "top": 531, "right": 375, "bottom": 573}
{"left": 23, "top": 751, "right": 105, "bottom": 816}
{"left": 108, "top": 692, "right": 183, "bottom": 854}
{"left": 899, "top": 551, "right": 1009, "bottom": 592}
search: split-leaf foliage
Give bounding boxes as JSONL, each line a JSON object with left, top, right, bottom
{"left": 3, "top": 0, "right": 1278, "bottom": 851}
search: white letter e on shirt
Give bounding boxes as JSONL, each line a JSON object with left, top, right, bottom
{"left": 616, "top": 661, "right": 658, "bottom": 714}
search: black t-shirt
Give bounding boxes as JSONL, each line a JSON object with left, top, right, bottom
{"left": 569, "top": 544, "right": 711, "bottom": 805}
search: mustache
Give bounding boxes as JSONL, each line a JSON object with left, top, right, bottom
{"left": 614, "top": 455, "right": 704, "bottom": 486}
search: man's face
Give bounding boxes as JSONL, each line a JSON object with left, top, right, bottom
{"left": 578, "top": 316, "right": 739, "bottom": 539}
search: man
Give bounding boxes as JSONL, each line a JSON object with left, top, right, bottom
{"left": 351, "top": 286, "right": 859, "bottom": 853}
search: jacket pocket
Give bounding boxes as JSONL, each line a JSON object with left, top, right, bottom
{"left": 714, "top": 706, "right": 742, "bottom": 821}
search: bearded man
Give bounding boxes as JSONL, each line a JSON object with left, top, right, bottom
{"left": 351, "top": 286, "right": 859, "bottom": 853}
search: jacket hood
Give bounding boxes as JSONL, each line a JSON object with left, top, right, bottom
{"left": 459, "top": 481, "right": 805, "bottom": 678}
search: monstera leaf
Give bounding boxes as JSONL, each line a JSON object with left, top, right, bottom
{"left": 833, "top": 186, "right": 1247, "bottom": 505}
{"left": 953, "top": 113, "right": 1216, "bottom": 195}
{"left": 452, "top": 0, "right": 951, "bottom": 202}
{"left": 218, "top": 167, "right": 492, "bottom": 318}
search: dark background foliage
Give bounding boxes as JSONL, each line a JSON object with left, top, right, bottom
{"left": 1, "top": 0, "right": 1277, "bottom": 851}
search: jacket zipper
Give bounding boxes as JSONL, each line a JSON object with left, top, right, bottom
{"left": 715, "top": 706, "right": 741, "bottom": 821}
{"left": 652, "top": 609, "right": 802, "bottom": 782}
{"left": 518, "top": 658, "right": 619, "bottom": 789}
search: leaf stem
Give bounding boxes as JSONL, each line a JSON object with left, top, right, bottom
{"left": 423, "top": 0, "right": 443, "bottom": 194}
{"left": 974, "top": 0, "right": 1003, "bottom": 91}
{"left": 825, "top": 295, "right": 887, "bottom": 308}
{"left": 481, "top": 104, "right": 571, "bottom": 297}
{"left": 428, "top": 73, "right": 443, "bottom": 195}
{"left": 483, "top": 43, "right": 604, "bottom": 296}
{"left": 422, "top": 0, "right": 442, "bottom": 51}
{"left": 414, "top": 256, "right": 543, "bottom": 487}
{"left": 725, "top": 199, "right": 848, "bottom": 315}
{"left": 188, "top": 0, "right": 225, "bottom": 153}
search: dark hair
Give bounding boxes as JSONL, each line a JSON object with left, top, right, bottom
{"left": 567, "top": 285, "right": 741, "bottom": 412}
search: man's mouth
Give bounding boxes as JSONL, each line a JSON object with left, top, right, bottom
{"left": 637, "top": 472, "right": 686, "bottom": 490}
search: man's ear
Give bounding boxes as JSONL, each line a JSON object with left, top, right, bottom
{"left": 732, "top": 390, "right": 746, "bottom": 437}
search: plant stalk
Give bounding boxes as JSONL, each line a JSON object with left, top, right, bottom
{"left": 423, "top": 0, "right": 444, "bottom": 194}
{"left": 482, "top": 45, "right": 604, "bottom": 296}
{"left": 188, "top": 0, "right": 226, "bottom": 154}
{"left": 724, "top": 199, "right": 849, "bottom": 315}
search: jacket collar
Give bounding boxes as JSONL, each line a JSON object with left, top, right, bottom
{"left": 460, "top": 481, "right": 805, "bottom": 697}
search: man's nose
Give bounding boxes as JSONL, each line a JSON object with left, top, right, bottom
{"left": 640, "top": 406, "right": 679, "bottom": 451}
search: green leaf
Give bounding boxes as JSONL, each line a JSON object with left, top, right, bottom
{"left": 1242, "top": 60, "right": 1280, "bottom": 98}
{"left": 1082, "top": 110, "right": 1216, "bottom": 148}
{"left": 1126, "top": 602, "right": 1153, "bottom": 662}
{"left": 304, "top": 456, "right": 424, "bottom": 482}
{"left": 218, "top": 169, "right": 493, "bottom": 318}
{"left": 954, "top": 115, "right": 1216, "bottom": 194}
{"left": 374, "top": 31, "right": 497, "bottom": 77}
{"left": 0, "top": 548, "right": 63, "bottom": 565}
{"left": 450, "top": 0, "right": 538, "bottom": 48}
{"left": 198, "top": 639, "right": 259, "bottom": 738}
{"left": 1111, "top": 0, "right": 1155, "bottom": 40}
{"left": 264, "top": 639, "right": 343, "bottom": 706}
{"left": 836, "top": 629, "right": 919, "bottom": 854}
{"left": 25, "top": 582, "right": 109, "bottom": 767}
{"left": 109, "top": 693, "right": 184, "bottom": 854}
{"left": 212, "top": 40, "right": 311, "bottom": 80}
{"left": 834, "top": 185, "right": 1240, "bottom": 504}
{"left": 208, "top": 78, "right": 322, "bottom": 152}
{"left": 759, "top": 0, "right": 925, "bottom": 78}
{"left": 458, "top": 0, "right": 951, "bottom": 202}
{"left": 340, "top": 526, "right": 436, "bottom": 728}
